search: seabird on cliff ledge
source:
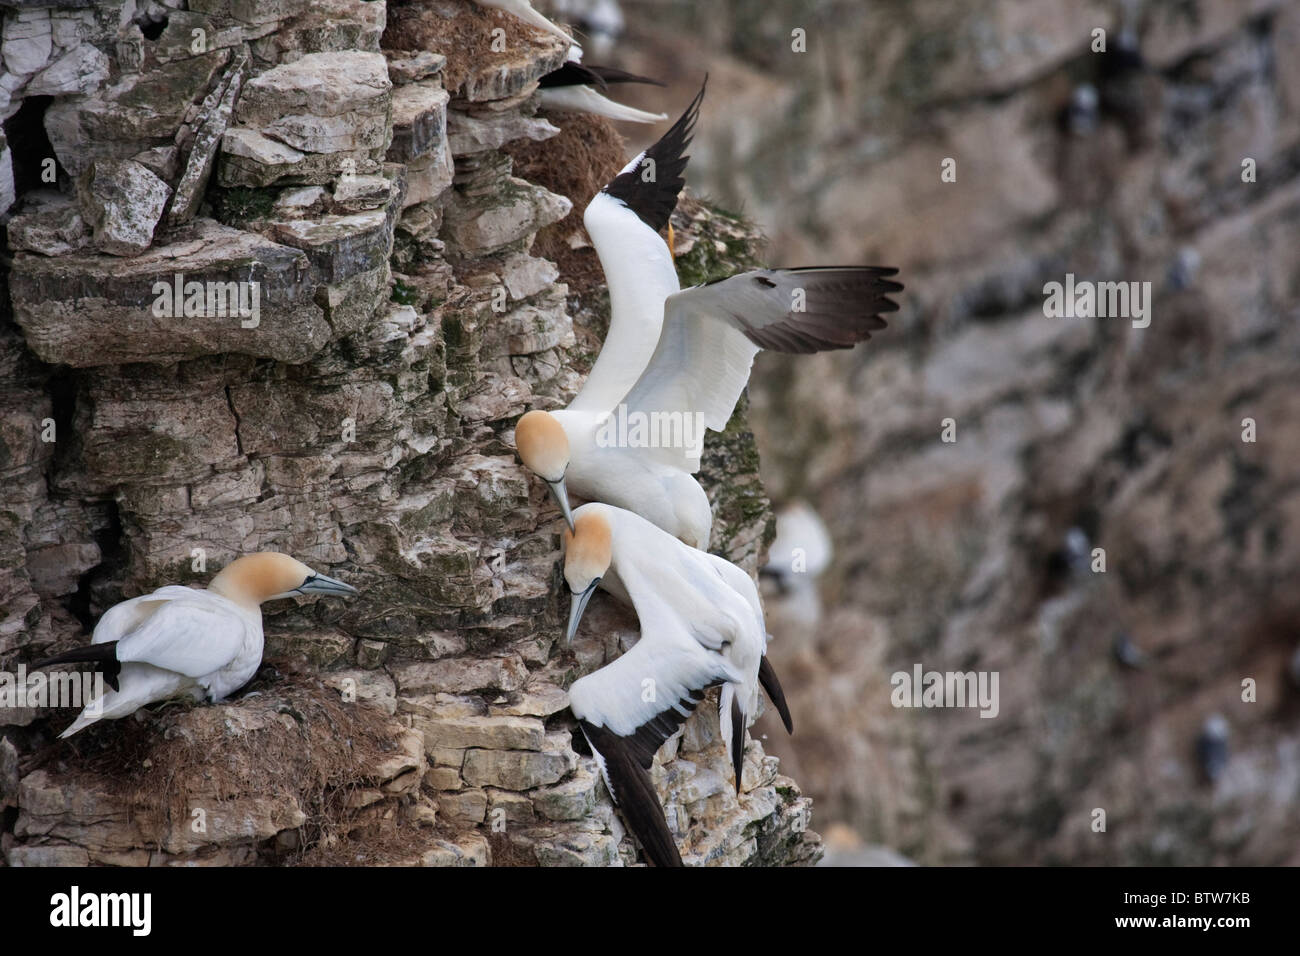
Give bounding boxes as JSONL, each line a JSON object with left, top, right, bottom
{"left": 32, "top": 552, "right": 358, "bottom": 738}
{"left": 538, "top": 61, "right": 668, "bottom": 124}
{"left": 561, "top": 503, "right": 794, "bottom": 866}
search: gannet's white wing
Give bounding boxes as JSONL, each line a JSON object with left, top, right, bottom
{"left": 569, "top": 629, "right": 740, "bottom": 867}
{"left": 538, "top": 85, "right": 667, "bottom": 123}
{"left": 619, "top": 266, "right": 902, "bottom": 471}
{"left": 90, "top": 586, "right": 203, "bottom": 643}
{"left": 568, "top": 81, "right": 705, "bottom": 414}
{"left": 113, "top": 594, "right": 251, "bottom": 679}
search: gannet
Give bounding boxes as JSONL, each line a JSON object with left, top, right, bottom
{"left": 33, "top": 552, "right": 358, "bottom": 738}
{"left": 761, "top": 500, "right": 834, "bottom": 592}
{"left": 474, "top": 0, "right": 573, "bottom": 44}
{"left": 562, "top": 503, "right": 793, "bottom": 866}
{"left": 515, "top": 83, "right": 903, "bottom": 547}
{"left": 552, "top": 0, "right": 624, "bottom": 57}
{"left": 538, "top": 61, "right": 667, "bottom": 125}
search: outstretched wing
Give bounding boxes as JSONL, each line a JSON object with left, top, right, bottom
{"left": 619, "top": 266, "right": 902, "bottom": 470}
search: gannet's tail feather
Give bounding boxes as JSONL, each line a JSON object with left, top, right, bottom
{"left": 759, "top": 654, "right": 794, "bottom": 734}
{"left": 34, "top": 641, "right": 121, "bottom": 692}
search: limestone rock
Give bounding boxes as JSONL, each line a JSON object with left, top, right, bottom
{"left": 1, "top": 8, "right": 52, "bottom": 78}
{"left": 0, "top": 131, "right": 13, "bottom": 217}
{"left": 447, "top": 108, "right": 559, "bottom": 155}
{"left": 388, "top": 82, "right": 450, "bottom": 163}
{"left": 387, "top": 50, "right": 446, "bottom": 85}
{"left": 443, "top": 176, "right": 571, "bottom": 256}
{"left": 167, "top": 54, "right": 246, "bottom": 226}
{"left": 462, "top": 748, "right": 569, "bottom": 790}
{"left": 9, "top": 219, "right": 330, "bottom": 367}
{"left": 237, "top": 51, "right": 393, "bottom": 153}
{"left": 79, "top": 159, "right": 171, "bottom": 257}
{"left": 0, "top": 0, "right": 814, "bottom": 871}
{"left": 25, "top": 41, "right": 108, "bottom": 97}
{"left": 6, "top": 191, "right": 90, "bottom": 257}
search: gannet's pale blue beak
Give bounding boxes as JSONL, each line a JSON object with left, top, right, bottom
{"left": 565, "top": 578, "right": 600, "bottom": 644}
{"left": 546, "top": 478, "right": 576, "bottom": 533}
{"left": 271, "top": 572, "right": 359, "bottom": 601}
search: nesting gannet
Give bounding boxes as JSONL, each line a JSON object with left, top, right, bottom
{"left": 515, "top": 81, "right": 902, "bottom": 546}
{"left": 538, "top": 61, "right": 667, "bottom": 124}
{"left": 33, "top": 552, "right": 358, "bottom": 738}
{"left": 562, "top": 503, "right": 792, "bottom": 866}
{"left": 474, "top": 0, "right": 573, "bottom": 45}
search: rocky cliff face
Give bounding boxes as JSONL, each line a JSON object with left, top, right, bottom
{"left": 620, "top": 0, "right": 1300, "bottom": 864}
{"left": 0, "top": 0, "right": 817, "bottom": 866}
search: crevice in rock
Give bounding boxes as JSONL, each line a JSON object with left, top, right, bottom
{"left": 3, "top": 96, "right": 60, "bottom": 196}
{"left": 224, "top": 383, "right": 244, "bottom": 457}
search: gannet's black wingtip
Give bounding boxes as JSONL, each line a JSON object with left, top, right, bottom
{"left": 727, "top": 266, "right": 906, "bottom": 353}
{"left": 759, "top": 655, "right": 794, "bottom": 735}
{"left": 601, "top": 75, "right": 708, "bottom": 233}
{"left": 539, "top": 61, "right": 608, "bottom": 90}
{"left": 582, "top": 720, "right": 685, "bottom": 867}
{"left": 584, "top": 64, "right": 667, "bottom": 88}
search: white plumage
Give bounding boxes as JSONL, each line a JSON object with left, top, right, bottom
{"left": 37, "top": 552, "right": 358, "bottom": 738}
{"left": 538, "top": 84, "right": 668, "bottom": 124}
{"left": 58, "top": 588, "right": 262, "bottom": 738}
{"left": 514, "top": 84, "right": 901, "bottom": 548}
{"left": 559, "top": 503, "right": 790, "bottom": 865}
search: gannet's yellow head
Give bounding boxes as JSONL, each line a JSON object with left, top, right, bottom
{"left": 562, "top": 508, "right": 612, "bottom": 643}
{"left": 515, "top": 410, "right": 575, "bottom": 531}
{"left": 208, "top": 552, "right": 360, "bottom": 608}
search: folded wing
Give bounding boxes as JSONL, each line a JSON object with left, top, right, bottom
{"left": 114, "top": 594, "right": 250, "bottom": 680}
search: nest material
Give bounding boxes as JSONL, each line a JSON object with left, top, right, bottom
{"left": 30, "top": 673, "right": 407, "bottom": 859}
{"left": 503, "top": 112, "right": 632, "bottom": 296}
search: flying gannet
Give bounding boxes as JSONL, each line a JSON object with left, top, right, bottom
{"left": 538, "top": 61, "right": 668, "bottom": 125}
{"left": 562, "top": 503, "right": 793, "bottom": 866}
{"left": 515, "top": 82, "right": 903, "bottom": 548}
{"left": 474, "top": 0, "right": 573, "bottom": 45}
{"left": 33, "top": 552, "right": 359, "bottom": 738}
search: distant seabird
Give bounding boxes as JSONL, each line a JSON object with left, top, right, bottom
{"left": 761, "top": 500, "right": 834, "bottom": 593}
{"left": 562, "top": 503, "right": 793, "bottom": 866}
{"left": 474, "top": 0, "right": 573, "bottom": 44}
{"left": 1196, "top": 713, "right": 1230, "bottom": 783}
{"left": 538, "top": 61, "right": 667, "bottom": 124}
{"left": 552, "top": 0, "right": 624, "bottom": 56}
{"left": 33, "top": 552, "right": 358, "bottom": 738}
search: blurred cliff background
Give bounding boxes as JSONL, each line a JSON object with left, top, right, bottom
{"left": 604, "top": 0, "right": 1300, "bottom": 865}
